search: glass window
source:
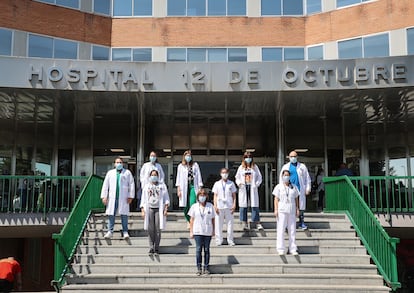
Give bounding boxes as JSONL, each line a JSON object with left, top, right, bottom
{"left": 28, "top": 34, "right": 53, "bottom": 58}
{"left": 363, "top": 33, "right": 389, "bottom": 58}
{"left": 54, "top": 39, "right": 77, "bottom": 59}
{"left": 284, "top": 47, "right": 304, "bottom": 60}
{"left": 306, "top": 0, "right": 321, "bottom": 14}
{"left": 283, "top": 0, "right": 303, "bottom": 15}
{"left": 187, "top": 48, "right": 206, "bottom": 62}
{"left": 112, "top": 48, "right": 132, "bottom": 61}
{"left": 133, "top": 48, "right": 152, "bottom": 61}
{"left": 188, "top": 0, "right": 206, "bottom": 16}
{"left": 94, "top": 0, "right": 111, "bottom": 15}
{"left": 228, "top": 48, "right": 247, "bottom": 62}
{"left": 338, "top": 38, "right": 362, "bottom": 59}
{"left": 262, "top": 48, "right": 282, "bottom": 61}
{"left": 208, "top": 48, "right": 227, "bottom": 61}
{"left": 262, "top": 0, "right": 281, "bottom": 15}
{"left": 134, "top": 0, "right": 152, "bottom": 16}
{"left": 337, "top": 0, "right": 361, "bottom": 8}
{"left": 407, "top": 28, "right": 414, "bottom": 55}
{"left": 56, "top": 0, "right": 79, "bottom": 9}
{"left": 113, "top": 0, "right": 132, "bottom": 16}
{"left": 307, "top": 45, "right": 323, "bottom": 60}
{"left": 227, "top": 0, "right": 246, "bottom": 16}
{"left": 208, "top": 0, "right": 226, "bottom": 15}
{"left": 36, "top": 0, "right": 54, "bottom": 4}
{"left": 92, "top": 45, "right": 110, "bottom": 60}
{"left": 0, "top": 28, "right": 12, "bottom": 56}
{"left": 167, "top": 48, "right": 186, "bottom": 61}
{"left": 168, "top": 0, "right": 186, "bottom": 15}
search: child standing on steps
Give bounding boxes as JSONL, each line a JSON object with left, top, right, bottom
{"left": 188, "top": 189, "right": 215, "bottom": 276}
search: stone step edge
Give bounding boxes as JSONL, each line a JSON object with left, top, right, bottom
{"left": 70, "top": 263, "right": 377, "bottom": 268}
{"left": 73, "top": 253, "right": 371, "bottom": 257}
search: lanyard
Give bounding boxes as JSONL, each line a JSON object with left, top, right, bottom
{"left": 283, "top": 185, "right": 291, "bottom": 203}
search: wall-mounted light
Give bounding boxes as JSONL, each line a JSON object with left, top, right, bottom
{"left": 246, "top": 148, "right": 256, "bottom": 152}
{"left": 110, "top": 148, "right": 125, "bottom": 153}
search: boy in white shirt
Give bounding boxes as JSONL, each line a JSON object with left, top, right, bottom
{"left": 212, "top": 168, "right": 237, "bottom": 246}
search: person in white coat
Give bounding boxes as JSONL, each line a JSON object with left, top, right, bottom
{"left": 279, "top": 151, "right": 311, "bottom": 230}
{"left": 176, "top": 150, "right": 203, "bottom": 223}
{"left": 101, "top": 157, "right": 135, "bottom": 239}
{"left": 273, "top": 169, "right": 300, "bottom": 255}
{"left": 140, "top": 151, "right": 165, "bottom": 187}
{"left": 213, "top": 168, "right": 237, "bottom": 246}
{"left": 140, "top": 169, "right": 170, "bottom": 256}
{"left": 235, "top": 152, "right": 263, "bottom": 231}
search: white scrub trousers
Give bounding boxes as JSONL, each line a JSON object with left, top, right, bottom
{"left": 215, "top": 208, "right": 234, "bottom": 245}
{"left": 276, "top": 212, "right": 297, "bottom": 254}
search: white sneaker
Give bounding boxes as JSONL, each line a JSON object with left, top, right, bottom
{"left": 123, "top": 232, "right": 130, "bottom": 240}
{"left": 257, "top": 223, "right": 264, "bottom": 230}
{"left": 291, "top": 251, "right": 299, "bottom": 256}
{"left": 216, "top": 241, "right": 222, "bottom": 246}
{"left": 228, "top": 241, "right": 236, "bottom": 246}
{"left": 104, "top": 231, "right": 113, "bottom": 239}
{"left": 278, "top": 251, "right": 285, "bottom": 256}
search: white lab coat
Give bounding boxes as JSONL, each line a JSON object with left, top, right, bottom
{"left": 100, "top": 168, "right": 135, "bottom": 216}
{"left": 175, "top": 162, "right": 203, "bottom": 207}
{"left": 140, "top": 161, "right": 165, "bottom": 186}
{"left": 140, "top": 182, "right": 170, "bottom": 230}
{"left": 235, "top": 164, "right": 262, "bottom": 208}
{"left": 279, "top": 162, "right": 311, "bottom": 210}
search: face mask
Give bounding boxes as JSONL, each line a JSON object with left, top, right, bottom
{"left": 289, "top": 157, "right": 297, "bottom": 164}
{"left": 149, "top": 156, "right": 157, "bottom": 163}
{"left": 198, "top": 196, "right": 207, "bottom": 203}
{"left": 150, "top": 175, "right": 158, "bottom": 183}
{"left": 244, "top": 158, "right": 252, "bottom": 164}
{"left": 221, "top": 173, "right": 228, "bottom": 180}
{"left": 115, "top": 163, "right": 123, "bottom": 171}
{"left": 282, "top": 175, "right": 290, "bottom": 183}
{"left": 185, "top": 155, "right": 192, "bottom": 163}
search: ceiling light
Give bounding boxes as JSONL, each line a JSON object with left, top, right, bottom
{"left": 294, "top": 148, "right": 309, "bottom": 153}
{"left": 110, "top": 148, "right": 125, "bottom": 153}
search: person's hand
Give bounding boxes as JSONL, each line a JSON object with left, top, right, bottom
{"left": 274, "top": 210, "right": 278, "bottom": 218}
{"left": 141, "top": 209, "right": 145, "bottom": 218}
{"left": 296, "top": 208, "right": 300, "bottom": 217}
{"left": 164, "top": 208, "right": 168, "bottom": 216}
{"left": 231, "top": 206, "right": 236, "bottom": 214}
{"left": 127, "top": 198, "right": 133, "bottom": 204}
{"left": 102, "top": 198, "right": 108, "bottom": 205}
{"left": 215, "top": 207, "right": 219, "bottom": 215}
{"left": 177, "top": 190, "right": 182, "bottom": 198}
{"left": 190, "top": 231, "right": 194, "bottom": 239}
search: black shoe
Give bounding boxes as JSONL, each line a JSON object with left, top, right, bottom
{"left": 148, "top": 249, "right": 154, "bottom": 255}
{"left": 154, "top": 250, "right": 159, "bottom": 256}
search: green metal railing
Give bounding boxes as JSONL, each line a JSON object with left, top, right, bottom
{"left": 348, "top": 176, "right": 414, "bottom": 214}
{"left": 324, "top": 176, "right": 400, "bottom": 290}
{"left": 51, "top": 175, "right": 104, "bottom": 290}
{"left": 0, "top": 176, "right": 88, "bottom": 213}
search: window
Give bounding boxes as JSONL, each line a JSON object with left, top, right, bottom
{"left": 134, "top": 0, "right": 152, "bottom": 16}
{"left": 112, "top": 48, "right": 132, "bottom": 61}
{"left": 92, "top": 45, "right": 110, "bottom": 60}
{"left": 28, "top": 35, "right": 53, "bottom": 58}
{"left": 133, "top": 48, "right": 152, "bottom": 61}
{"left": 407, "top": 28, "right": 414, "bottom": 55}
{"left": 307, "top": 45, "right": 323, "bottom": 60}
{"left": 167, "top": 48, "right": 186, "bottom": 61}
{"left": 307, "top": 0, "right": 321, "bottom": 14}
{"left": 228, "top": 48, "right": 247, "bottom": 62}
{"left": 188, "top": 0, "right": 206, "bottom": 16}
{"left": 168, "top": 0, "right": 186, "bottom": 16}
{"left": 56, "top": 0, "right": 79, "bottom": 8}
{"left": 261, "top": 0, "right": 303, "bottom": 16}
{"left": 208, "top": 48, "right": 227, "bottom": 61}
{"left": 54, "top": 39, "right": 78, "bottom": 59}
{"left": 93, "top": 0, "right": 111, "bottom": 15}
{"left": 284, "top": 47, "right": 304, "bottom": 60}
{"left": 262, "top": 48, "right": 282, "bottom": 61}
{"left": 363, "top": 34, "right": 389, "bottom": 58}
{"left": 337, "top": 0, "right": 369, "bottom": 8}
{"left": 338, "top": 38, "right": 362, "bottom": 59}
{"left": 338, "top": 34, "right": 389, "bottom": 59}
{"left": 208, "top": 0, "right": 226, "bottom": 16}
{"left": 113, "top": 0, "right": 132, "bottom": 16}
{"left": 187, "top": 48, "right": 207, "bottom": 61}
{"left": 227, "top": 0, "right": 246, "bottom": 15}
{"left": 0, "top": 28, "right": 12, "bottom": 56}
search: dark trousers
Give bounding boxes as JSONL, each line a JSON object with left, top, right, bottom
{"left": 194, "top": 235, "right": 212, "bottom": 269}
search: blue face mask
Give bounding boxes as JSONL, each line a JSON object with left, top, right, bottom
{"left": 116, "top": 163, "right": 123, "bottom": 171}
{"left": 282, "top": 175, "right": 290, "bottom": 183}
{"left": 149, "top": 156, "right": 157, "bottom": 163}
{"left": 198, "top": 196, "right": 207, "bottom": 203}
{"left": 185, "top": 155, "right": 192, "bottom": 163}
{"left": 150, "top": 175, "right": 158, "bottom": 183}
{"left": 244, "top": 157, "right": 252, "bottom": 164}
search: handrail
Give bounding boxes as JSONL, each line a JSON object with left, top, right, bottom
{"left": 51, "top": 175, "right": 104, "bottom": 291}
{"left": 324, "top": 176, "right": 401, "bottom": 290}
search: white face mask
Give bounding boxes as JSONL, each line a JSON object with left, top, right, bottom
{"left": 244, "top": 157, "right": 252, "bottom": 164}
{"left": 115, "top": 163, "right": 123, "bottom": 171}
{"left": 198, "top": 196, "right": 207, "bottom": 203}
{"left": 221, "top": 173, "right": 228, "bottom": 180}
{"left": 289, "top": 157, "right": 297, "bottom": 164}
{"left": 149, "top": 156, "right": 157, "bottom": 163}
{"left": 185, "top": 155, "right": 192, "bottom": 163}
{"left": 282, "top": 175, "right": 290, "bottom": 183}
{"left": 150, "top": 175, "right": 158, "bottom": 183}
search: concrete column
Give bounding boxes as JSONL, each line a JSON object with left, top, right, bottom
{"left": 136, "top": 93, "right": 146, "bottom": 178}
{"left": 153, "top": 0, "right": 167, "bottom": 17}
{"left": 248, "top": 0, "right": 261, "bottom": 17}
{"left": 276, "top": 92, "right": 285, "bottom": 173}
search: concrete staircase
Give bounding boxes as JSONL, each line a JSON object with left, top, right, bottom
{"left": 61, "top": 212, "right": 391, "bottom": 292}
